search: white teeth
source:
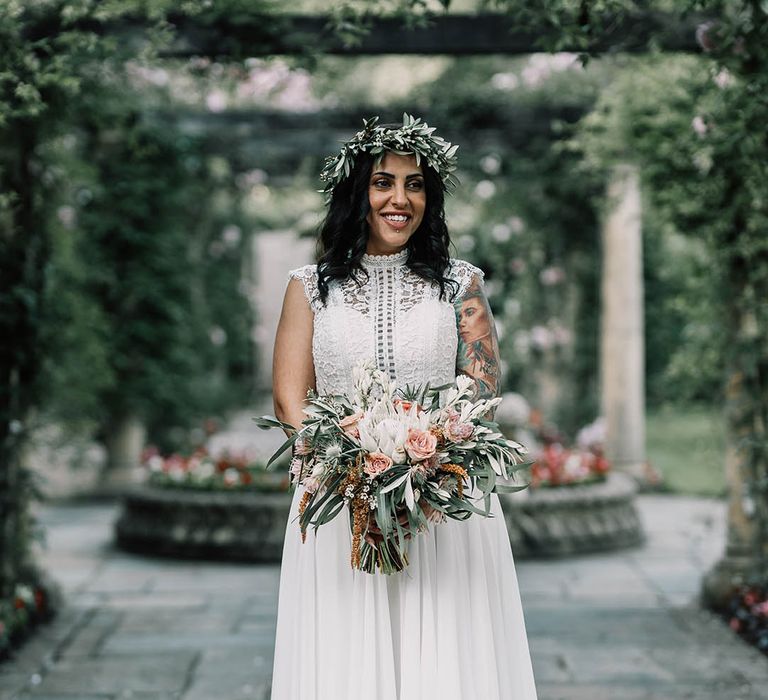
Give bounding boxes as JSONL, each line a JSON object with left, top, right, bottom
{"left": 384, "top": 215, "right": 409, "bottom": 222}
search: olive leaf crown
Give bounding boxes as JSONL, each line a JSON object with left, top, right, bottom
{"left": 319, "top": 113, "right": 459, "bottom": 202}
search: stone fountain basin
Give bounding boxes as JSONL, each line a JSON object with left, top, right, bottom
{"left": 115, "top": 471, "right": 642, "bottom": 561}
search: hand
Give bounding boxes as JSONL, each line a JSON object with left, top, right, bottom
{"left": 365, "top": 508, "right": 412, "bottom": 547}
{"left": 419, "top": 498, "right": 445, "bottom": 524}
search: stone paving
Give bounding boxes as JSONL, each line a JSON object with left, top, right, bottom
{"left": 1, "top": 493, "right": 768, "bottom": 700}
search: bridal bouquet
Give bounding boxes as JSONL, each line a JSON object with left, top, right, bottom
{"left": 254, "top": 359, "right": 530, "bottom": 574}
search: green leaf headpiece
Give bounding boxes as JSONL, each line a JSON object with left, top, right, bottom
{"left": 319, "top": 113, "right": 459, "bottom": 202}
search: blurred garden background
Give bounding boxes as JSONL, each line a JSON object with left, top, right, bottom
{"left": 1, "top": 1, "right": 767, "bottom": 697}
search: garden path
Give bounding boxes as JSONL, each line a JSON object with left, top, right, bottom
{"left": 1, "top": 492, "right": 768, "bottom": 700}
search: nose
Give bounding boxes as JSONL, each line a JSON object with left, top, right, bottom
{"left": 390, "top": 181, "right": 408, "bottom": 207}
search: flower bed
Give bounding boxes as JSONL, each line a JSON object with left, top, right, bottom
{"left": 724, "top": 585, "right": 768, "bottom": 655}
{"left": 0, "top": 578, "right": 58, "bottom": 662}
{"left": 116, "top": 446, "right": 292, "bottom": 561}
{"left": 529, "top": 442, "right": 611, "bottom": 488}
{"left": 141, "top": 446, "right": 289, "bottom": 492}
{"left": 519, "top": 415, "right": 612, "bottom": 489}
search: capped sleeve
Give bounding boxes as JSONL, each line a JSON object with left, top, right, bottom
{"left": 447, "top": 258, "right": 485, "bottom": 301}
{"left": 288, "top": 264, "right": 322, "bottom": 313}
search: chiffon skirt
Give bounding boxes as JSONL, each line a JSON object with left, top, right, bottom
{"left": 269, "top": 483, "right": 538, "bottom": 700}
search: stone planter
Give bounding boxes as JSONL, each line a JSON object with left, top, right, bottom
{"left": 115, "top": 486, "right": 293, "bottom": 562}
{"left": 115, "top": 471, "right": 643, "bottom": 562}
{"left": 500, "top": 471, "right": 644, "bottom": 557}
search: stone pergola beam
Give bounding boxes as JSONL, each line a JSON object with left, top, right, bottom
{"left": 152, "top": 104, "right": 587, "bottom": 175}
{"left": 61, "top": 11, "right": 708, "bottom": 59}
{"left": 161, "top": 12, "right": 704, "bottom": 58}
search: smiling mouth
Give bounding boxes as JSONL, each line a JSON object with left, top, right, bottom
{"left": 381, "top": 213, "right": 411, "bottom": 229}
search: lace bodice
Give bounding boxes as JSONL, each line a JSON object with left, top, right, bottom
{"left": 288, "top": 251, "right": 483, "bottom": 397}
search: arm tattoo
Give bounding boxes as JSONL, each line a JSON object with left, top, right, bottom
{"left": 453, "top": 274, "right": 501, "bottom": 412}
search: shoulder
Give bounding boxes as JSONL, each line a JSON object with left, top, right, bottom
{"left": 287, "top": 264, "right": 321, "bottom": 313}
{"left": 446, "top": 258, "right": 485, "bottom": 300}
{"left": 288, "top": 263, "right": 318, "bottom": 281}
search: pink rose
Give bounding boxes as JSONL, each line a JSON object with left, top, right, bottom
{"left": 444, "top": 415, "right": 474, "bottom": 443}
{"left": 339, "top": 411, "right": 364, "bottom": 438}
{"left": 364, "top": 451, "right": 394, "bottom": 477}
{"left": 404, "top": 428, "right": 437, "bottom": 462}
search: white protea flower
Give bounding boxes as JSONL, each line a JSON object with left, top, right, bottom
{"left": 358, "top": 411, "right": 409, "bottom": 463}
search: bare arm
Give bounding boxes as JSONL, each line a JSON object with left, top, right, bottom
{"left": 453, "top": 273, "right": 501, "bottom": 414}
{"left": 272, "top": 277, "right": 316, "bottom": 436}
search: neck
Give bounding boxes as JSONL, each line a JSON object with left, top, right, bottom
{"left": 365, "top": 244, "right": 407, "bottom": 256}
{"left": 360, "top": 248, "right": 408, "bottom": 268}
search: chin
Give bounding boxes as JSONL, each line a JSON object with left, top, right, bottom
{"left": 372, "top": 229, "right": 414, "bottom": 251}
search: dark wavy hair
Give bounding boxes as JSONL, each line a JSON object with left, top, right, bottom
{"left": 315, "top": 134, "right": 459, "bottom": 306}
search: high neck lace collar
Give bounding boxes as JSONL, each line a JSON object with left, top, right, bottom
{"left": 360, "top": 249, "right": 408, "bottom": 268}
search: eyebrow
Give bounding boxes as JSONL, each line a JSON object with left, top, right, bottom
{"left": 372, "top": 171, "right": 424, "bottom": 179}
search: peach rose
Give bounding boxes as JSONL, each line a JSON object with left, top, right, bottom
{"left": 364, "top": 451, "right": 394, "bottom": 477}
{"left": 404, "top": 428, "right": 437, "bottom": 462}
{"left": 339, "top": 410, "right": 364, "bottom": 438}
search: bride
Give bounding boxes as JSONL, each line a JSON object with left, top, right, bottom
{"left": 269, "top": 115, "right": 538, "bottom": 700}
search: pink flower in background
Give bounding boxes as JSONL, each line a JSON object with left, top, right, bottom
{"left": 404, "top": 428, "right": 437, "bottom": 462}
{"left": 364, "top": 452, "right": 394, "bottom": 477}
{"left": 223, "top": 468, "right": 241, "bottom": 486}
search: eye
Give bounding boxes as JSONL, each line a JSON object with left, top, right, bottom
{"left": 407, "top": 180, "right": 424, "bottom": 190}
{"left": 373, "top": 178, "right": 391, "bottom": 188}
{"left": 465, "top": 307, "right": 476, "bottom": 316}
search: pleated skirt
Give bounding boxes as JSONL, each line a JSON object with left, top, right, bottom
{"left": 269, "top": 483, "right": 538, "bottom": 700}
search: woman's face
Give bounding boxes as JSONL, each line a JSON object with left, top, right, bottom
{"left": 365, "top": 151, "right": 426, "bottom": 255}
{"left": 458, "top": 296, "right": 489, "bottom": 344}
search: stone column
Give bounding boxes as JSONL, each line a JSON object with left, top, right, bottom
{"left": 599, "top": 163, "right": 646, "bottom": 478}
{"left": 701, "top": 317, "right": 768, "bottom": 605}
{"left": 100, "top": 413, "right": 147, "bottom": 494}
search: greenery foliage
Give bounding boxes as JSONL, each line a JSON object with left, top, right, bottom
{"left": 0, "top": 0, "right": 257, "bottom": 599}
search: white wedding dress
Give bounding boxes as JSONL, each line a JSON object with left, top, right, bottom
{"left": 270, "top": 250, "right": 538, "bottom": 700}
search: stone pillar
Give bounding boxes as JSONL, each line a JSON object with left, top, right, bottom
{"left": 599, "top": 163, "right": 646, "bottom": 478}
{"left": 100, "top": 413, "right": 146, "bottom": 494}
{"left": 701, "top": 314, "right": 767, "bottom": 606}
{"left": 251, "top": 230, "right": 315, "bottom": 394}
